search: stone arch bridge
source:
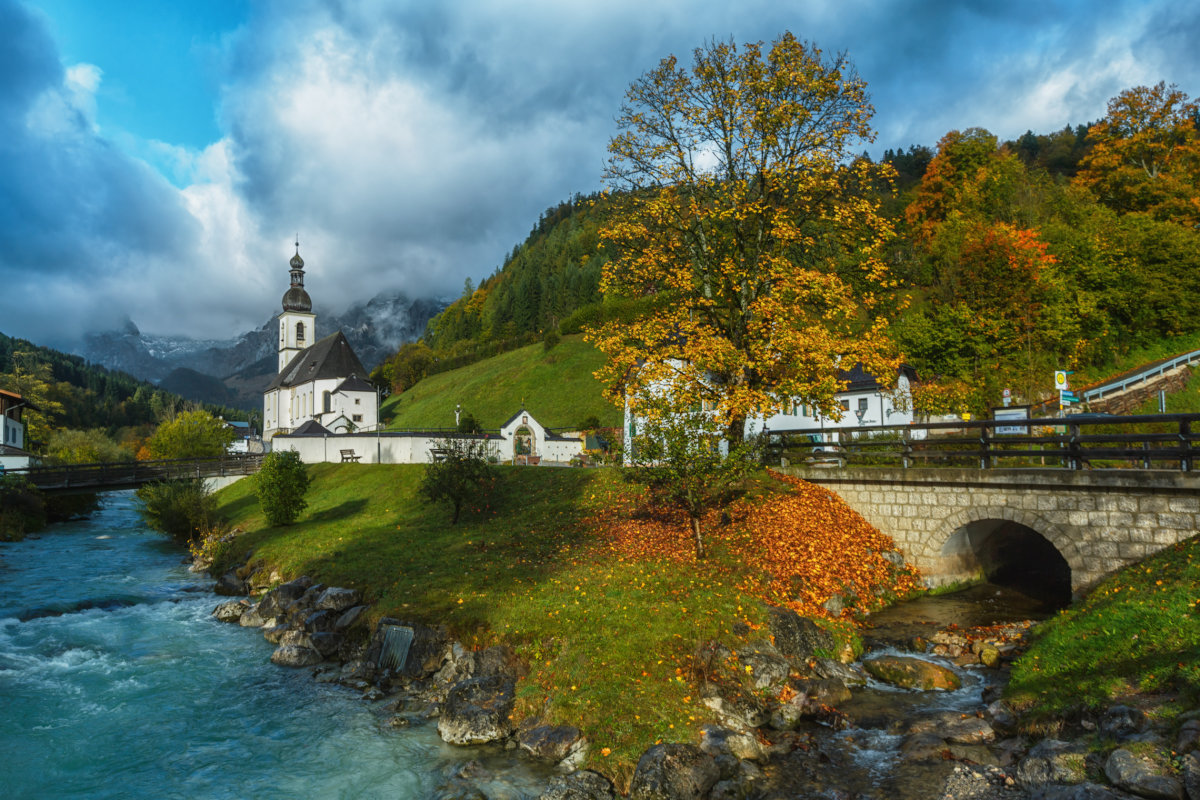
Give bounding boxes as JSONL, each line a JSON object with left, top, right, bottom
{"left": 780, "top": 467, "right": 1200, "bottom": 597}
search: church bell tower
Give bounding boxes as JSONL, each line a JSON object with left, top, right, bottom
{"left": 278, "top": 241, "right": 316, "bottom": 372}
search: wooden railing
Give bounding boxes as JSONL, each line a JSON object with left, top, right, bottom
{"left": 762, "top": 414, "right": 1200, "bottom": 472}
{"left": 6, "top": 454, "right": 264, "bottom": 492}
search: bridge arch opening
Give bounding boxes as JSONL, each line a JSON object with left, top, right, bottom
{"left": 942, "top": 519, "right": 1071, "bottom": 608}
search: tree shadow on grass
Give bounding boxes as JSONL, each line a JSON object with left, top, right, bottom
{"left": 217, "top": 493, "right": 257, "bottom": 522}
{"left": 307, "top": 499, "right": 369, "bottom": 523}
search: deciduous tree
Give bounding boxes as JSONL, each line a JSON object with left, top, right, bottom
{"left": 254, "top": 450, "right": 310, "bottom": 526}
{"left": 419, "top": 437, "right": 493, "bottom": 524}
{"left": 587, "top": 33, "right": 900, "bottom": 444}
{"left": 1076, "top": 82, "right": 1200, "bottom": 224}
{"left": 144, "top": 410, "right": 234, "bottom": 460}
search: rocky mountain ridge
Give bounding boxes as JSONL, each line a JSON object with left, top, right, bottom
{"left": 79, "top": 291, "right": 445, "bottom": 409}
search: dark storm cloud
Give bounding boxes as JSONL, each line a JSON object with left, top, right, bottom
{"left": 2, "top": 0, "right": 1196, "bottom": 344}
{"left": 0, "top": 0, "right": 201, "bottom": 343}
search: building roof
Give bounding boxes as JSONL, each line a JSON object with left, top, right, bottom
{"left": 837, "top": 363, "right": 919, "bottom": 394}
{"left": 0, "top": 444, "right": 34, "bottom": 457}
{"left": 335, "top": 374, "right": 375, "bottom": 394}
{"left": 266, "top": 331, "right": 369, "bottom": 391}
{"left": 289, "top": 420, "right": 333, "bottom": 436}
{"left": 282, "top": 286, "right": 312, "bottom": 312}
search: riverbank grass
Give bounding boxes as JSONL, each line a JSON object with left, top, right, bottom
{"left": 1006, "top": 534, "right": 1200, "bottom": 726}
{"left": 210, "top": 464, "right": 920, "bottom": 783}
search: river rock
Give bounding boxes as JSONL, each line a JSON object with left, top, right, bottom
{"left": 518, "top": 724, "right": 586, "bottom": 766}
{"left": 270, "top": 643, "right": 323, "bottom": 667}
{"left": 538, "top": 769, "right": 616, "bottom": 800}
{"left": 795, "top": 676, "right": 852, "bottom": 707}
{"left": 238, "top": 605, "right": 267, "bottom": 627}
{"left": 214, "top": 570, "right": 246, "bottom": 596}
{"left": 979, "top": 644, "right": 1002, "bottom": 667}
{"left": 1016, "top": 739, "right": 1088, "bottom": 786}
{"left": 1182, "top": 752, "right": 1199, "bottom": 800}
{"left": 474, "top": 644, "right": 520, "bottom": 680}
{"left": 262, "top": 624, "right": 289, "bottom": 644}
{"left": 862, "top": 655, "right": 961, "bottom": 691}
{"left": 1102, "top": 706, "right": 1149, "bottom": 740}
{"left": 699, "top": 724, "right": 764, "bottom": 762}
{"left": 437, "top": 674, "right": 516, "bottom": 746}
{"left": 629, "top": 743, "right": 719, "bottom": 800}
{"left": 257, "top": 577, "right": 312, "bottom": 619}
{"left": 702, "top": 687, "right": 770, "bottom": 730}
{"left": 767, "top": 606, "right": 834, "bottom": 661}
{"left": 907, "top": 711, "right": 995, "bottom": 745}
{"left": 735, "top": 640, "right": 790, "bottom": 689}
{"left": 334, "top": 605, "right": 368, "bottom": 632}
{"left": 212, "top": 599, "right": 247, "bottom": 622}
{"left": 316, "top": 586, "right": 361, "bottom": 612}
{"left": 304, "top": 609, "right": 339, "bottom": 633}
{"left": 1105, "top": 748, "right": 1183, "bottom": 799}
{"left": 812, "top": 657, "right": 867, "bottom": 686}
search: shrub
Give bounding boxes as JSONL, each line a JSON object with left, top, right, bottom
{"left": 419, "top": 437, "right": 493, "bottom": 524}
{"left": 145, "top": 410, "right": 235, "bottom": 460}
{"left": 136, "top": 478, "right": 215, "bottom": 543}
{"left": 254, "top": 450, "right": 310, "bottom": 526}
{"left": 543, "top": 329, "right": 561, "bottom": 351}
{"left": 0, "top": 474, "right": 46, "bottom": 541}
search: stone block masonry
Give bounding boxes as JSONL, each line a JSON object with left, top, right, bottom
{"left": 780, "top": 467, "right": 1200, "bottom": 591}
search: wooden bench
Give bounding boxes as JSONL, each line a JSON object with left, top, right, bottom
{"left": 340, "top": 449, "right": 362, "bottom": 463}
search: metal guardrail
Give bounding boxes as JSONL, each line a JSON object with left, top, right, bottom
{"left": 1082, "top": 349, "right": 1200, "bottom": 403}
{"left": 764, "top": 414, "right": 1200, "bottom": 472}
{"left": 5, "top": 454, "right": 264, "bottom": 492}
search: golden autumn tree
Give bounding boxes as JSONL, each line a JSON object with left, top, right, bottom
{"left": 587, "top": 33, "right": 901, "bottom": 443}
{"left": 1076, "top": 82, "right": 1200, "bottom": 225}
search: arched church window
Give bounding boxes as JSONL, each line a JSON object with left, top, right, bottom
{"left": 323, "top": 391, "right": 331, "bottom": 413}
{"left": 296, "top": 321, "right": 305, "bottom": 344}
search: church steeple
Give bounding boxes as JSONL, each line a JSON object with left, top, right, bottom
{"left": 282, "top": 240, "right": 312, "bottom": 312}
{"left": 277, "top": 240, "right": 317, "bottom": 372}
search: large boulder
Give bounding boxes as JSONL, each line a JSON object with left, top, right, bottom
{"left": 862, "top": 655, "right": 961, "bottom": 691}
{"left": 734, "top": 641, "right": 790, "bottom": 690}
{"left": 437, "top": 675, "right": 516, "bottom": 746}
{"left": 256, "top": 576, "right": 313, "bottom": 619}
{"left": 212, "top": 600, "right": 247, "bottom": 623}
{"left": 334, "top": 605, "right": 368, "bottom": 632}
{"left": 766, "top": 606, "right": 834, "bottom": 662}
{"left": 1104, "top": 748, "right": 1183, "bottom": 799}
{"left": 906, "top": 711, "right": 995, "bottom": 745}
{"left": 271, "top": 643, "right": 323, "bottom": 667}
{"left": 1181, "top": 752, "right": 1199, "bottom": 800}
{"left": 237, "top": 605, "right": 267, "bottom": 628}
{"left": 538, "top": 770, "right": 616, "bottom": 800}
{"left": 1016, "top": 739, "right": 1088, "bottom": 786}
{"left": 698, "top": 724, "right": 764, "bottom": 762}
{"left": 316, "top": 586, "right": 361, "bottom": 613}
{"left": 1101, "top": 705, "right": 1149, "bottom": 740}
{"left": 812, "top": 658, "right": 867, "bottom": 686}
{"left": 518, "top": 724, "right": 587, "bottom": 766}
{"left": 629, "top": 743, "right": 719, "bottom": 800}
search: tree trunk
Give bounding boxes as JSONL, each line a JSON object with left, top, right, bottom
{"left": 691, "top": 515, "right": 705, "bottom": 559}
{"left": 451, "top": 500, "right": 461, "bottom": 524}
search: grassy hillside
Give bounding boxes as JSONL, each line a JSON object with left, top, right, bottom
{"left": 210, "top": 464, "right": 920, "bottom": 785}
{"left": 381, "top": 335, "right": 619, "bottom": 430}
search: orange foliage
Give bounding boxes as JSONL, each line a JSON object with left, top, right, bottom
{"left": 586, "top": 471, "right": 922, "bottom": 620}
{"left": 735, "top": 471, "right": 923, "bottom": 618}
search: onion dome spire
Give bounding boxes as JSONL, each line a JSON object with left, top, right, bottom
{"left": 282, "top": 238, "right": 313, "bottom": 312}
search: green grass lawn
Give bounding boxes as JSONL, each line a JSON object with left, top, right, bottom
{"left": 212, "top": 464, "right": 769, "bottom": 783}
{"left": 382, "top": 335, "right": 620, "bottom": 431}
{"left": 1006, "top": 535, "right": 1200, "bottom": 728}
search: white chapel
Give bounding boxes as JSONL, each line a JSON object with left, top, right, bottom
{"left": 262, "top": 244, "right": 379, "bottom": 440}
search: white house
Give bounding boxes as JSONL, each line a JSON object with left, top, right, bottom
{"left": 263, "top": 245, "right": 379, "bottom": 440}
{"left": 0, "top": 388, "right": 36, "bottom": 471}
{"left": 624, "top": 362, "right": 919, "bottom": 463}
{"left": 273, "top": 408, "right": 583, "bottom": 466}
{"left": 745, "top": 363, "right": 919, "bottom": 438}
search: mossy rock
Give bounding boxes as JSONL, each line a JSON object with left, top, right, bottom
{"left": 863, "top": 655, "right": 961, "bottom": 691}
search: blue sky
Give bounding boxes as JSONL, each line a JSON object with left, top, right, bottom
{"left": 3, "top": 0, "right": 1198, "bottom": 345}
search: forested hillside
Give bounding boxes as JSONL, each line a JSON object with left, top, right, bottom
{"left": 0, "top": 332, "right": 248, "bottom": 454}
{"left": 378, "top": 82, "right": 1199, "bottom": 418}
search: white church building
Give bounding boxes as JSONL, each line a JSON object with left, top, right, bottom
{"left": 262, "top": 245, "right": 379, "bottom": 440}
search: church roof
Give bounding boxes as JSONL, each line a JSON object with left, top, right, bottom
{"left": 266, "top": 331, "right": 369, "bottom": 391}
{"left": 289, "top": 420, "right": 332, "bottom": 436}
{"left": 282, "top": 286, "right": 312, "bottom": 312}
{"left": 335, "top": 374, "right": 375, "bottom": 394}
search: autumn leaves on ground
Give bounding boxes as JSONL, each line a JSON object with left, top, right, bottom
{"left": 211, "top": 464, "right": 922, "bottom": 781}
